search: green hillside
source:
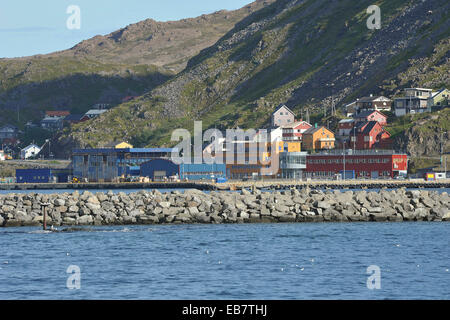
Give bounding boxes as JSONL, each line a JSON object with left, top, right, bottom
{"left": 0, "top": 1, "right": 272, "bottom": 130}
{"left": 63, "top": 0, "right": 449, "bottom": 154}
{"left": 0, "top": 57, "right": 172, "bottom": 127}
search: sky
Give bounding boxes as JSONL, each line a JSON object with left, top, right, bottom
{"left": 0, "top": 0, "right": 254, "bottom": 58}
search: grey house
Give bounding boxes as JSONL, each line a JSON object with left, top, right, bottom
{"left": 271, "top": 104, "right": 295, "bottom": 128}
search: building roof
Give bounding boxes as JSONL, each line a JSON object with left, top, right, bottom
{"left": 282, "top": 120, "right": 312, "bottom": 129}
{"left": 0, "top": 124, "right": 18, "bottom": 131}
{"left": 354, "top": 110, "right": 387, "bottom": 119}
{"left": 431, "top": 88, "right": 449, "bottom": 98}
{"left": 405, "top": 88, "right": 433, "bottom": 91}
{"left": 338, "top": 119, "right": 355, "bottom": 124}
{"left": 303, "top": 126, "right": 333, "bottom": 135}
{"left": 104, "top": 141, "right": 134, "bottom": 149}
{"left": 46, "top": 111, "right": 70, "bottom": 117}
{"left": 64, "top": 114, "right": 84, "bottom": 121}
{"left": 357, "top": 95, "right": 391, "bottom": 103}
{"left": 85, "top": 109, "right": 108, "bottom": 116}
{"left": 22, "top": 144, "right": 41, "bottom": 151}
{"left": 272, "top": 104, "right": 295, "bottom": 116}
{"left": 41, "top": 116, "right": 63, "bottom": 122}
{"left": 73, "top": 147, "right": 178, "bottom": 154}
{"left": 358, "top": 121, "right": 379, "bottom": 134}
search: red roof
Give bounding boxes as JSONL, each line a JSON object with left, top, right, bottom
{"left": 122, "top": 96, "right": 138, "bottom": 103}
{"left": 46, "top": 111, "right": 70, "bottom": 117}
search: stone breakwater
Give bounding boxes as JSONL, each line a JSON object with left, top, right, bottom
{"left": 0, "top": 189, "right": 449, "bottom": 227}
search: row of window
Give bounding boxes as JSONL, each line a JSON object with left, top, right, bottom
{"left": 17, "top": 176, "right": 47, "bottom": 180}
{"left": 308, "top": 171, "right": 391, "bottom": 177}
{"left": 308, "top": 158, "right": 390, "bottom": 164}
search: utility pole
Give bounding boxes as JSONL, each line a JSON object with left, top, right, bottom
{"left": 306, "top": 108, "right": 310, "bottom": 124}
{"left": 343, "top": 144, "right": 346, "bottom": 181}
{"left": 440, "top": 129, "right": 447, "bottom": 177}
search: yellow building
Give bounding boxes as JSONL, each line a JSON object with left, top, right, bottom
{"left": 283, "top": 141, "right": 301, "bottom": 152}
{"left": 302, "top": 126, "right": 335, "bottom": 151}
{"left": 105, "top": 141, "right": 133, "bottom": 149}
{"left": 428, "top": 88, "right": 449, "bottom": 107}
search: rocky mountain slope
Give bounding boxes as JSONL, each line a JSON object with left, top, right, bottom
{"left": 63, "top": 0, "right": 449, "bottom": 154}
{"left": 390, "top": 108, "right": 450, "bottom": 157}
{"left": 0, "top": 0, "right": 273, "bottom": 128}
{"left": 60, "top": 0, "right": 275, "bottom": 73}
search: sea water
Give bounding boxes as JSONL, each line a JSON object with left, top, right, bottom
{"left": 0, "top": 222, "right": 448, "bottom": 299}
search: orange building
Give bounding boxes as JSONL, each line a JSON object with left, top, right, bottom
{"left": 302, "top": 126, "right": 335, "bottom": 151}
{"left": 222, "top": 140, "right": 302, "bottom": 179}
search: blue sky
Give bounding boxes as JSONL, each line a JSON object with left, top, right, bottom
{"left": 0, "top": 0, "right": 254, "bottom": 58}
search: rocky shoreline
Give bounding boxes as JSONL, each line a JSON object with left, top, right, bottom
{"left": 0, "top": 188, "right": 449, "bottom": 227}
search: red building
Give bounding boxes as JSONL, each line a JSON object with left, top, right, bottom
{"left": 282, "top": 121, "right": 312, "bottom": 142}
{"left": 354, "top": 110, "right": 387, "bottom": 127}
{"left": 305, "top": 150, "right": 408, "bottom": 179}
{"left": 352, "top": 121, "right": 391, "bottom": 150}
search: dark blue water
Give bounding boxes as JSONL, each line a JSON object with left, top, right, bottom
{"left": 0, "top": 223, "right": 449, "bottom": 300}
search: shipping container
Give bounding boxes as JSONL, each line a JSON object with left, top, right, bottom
{"left": 339, "top": 170, "right": 355, "bottom": 179}
{"left": 16, "top": 169, "right": 52, "bottom": 183}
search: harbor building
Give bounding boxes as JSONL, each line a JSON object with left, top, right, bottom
{"left": 279, "top": 151, "right": 307, "bottom": 179}
{"left": 305, "top": 150, "right": 408, "bottom": 179}
{"left": 72, "top": 148, "right": 175, "bottom": 182}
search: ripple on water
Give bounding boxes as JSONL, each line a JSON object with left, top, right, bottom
{"left": 0, "top": 223, "right": 449, "bottom": 299}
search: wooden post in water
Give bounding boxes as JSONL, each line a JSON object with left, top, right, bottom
{"left": 41, "top": 202, "right": 50, "bottom": 231}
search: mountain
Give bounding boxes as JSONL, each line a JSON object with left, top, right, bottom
{"left": 59, "top": 0, "right": 275, "bottom": 73}
{"left": 63, "top": 0, "right": 449, "bottom": 155}
{"left": 0, "top": 0, "right": 273, "bottom": 128}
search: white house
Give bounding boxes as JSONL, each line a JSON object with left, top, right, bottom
{"left": 0, "top": 124, "right": 19, "bottom": 140}
{"left": 84, "top": 109, "right": 107, "bottom": 119}
{"left": 394, "top": 88, "right": 433, "bottom": 116}
{"left": 20, "top": 144, "right": 41, "bottom": 160}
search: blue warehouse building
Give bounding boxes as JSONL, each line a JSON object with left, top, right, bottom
{"left": 140, "top": 159, "right": 227, "bottom": 181}
{"left": 140, "top": 159, "right": 180, "bottom": 181}
{"left": 72, "top": 147, "right": 227, "bottom": 182}
{"left": 72, "top": 148, "right": 176, "bottom": 182}
{"left": 16, "top": 168, "right": 72, "bottom": 183}
{"left": 16, "top": 169, "right": 52, "bottom": 183}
